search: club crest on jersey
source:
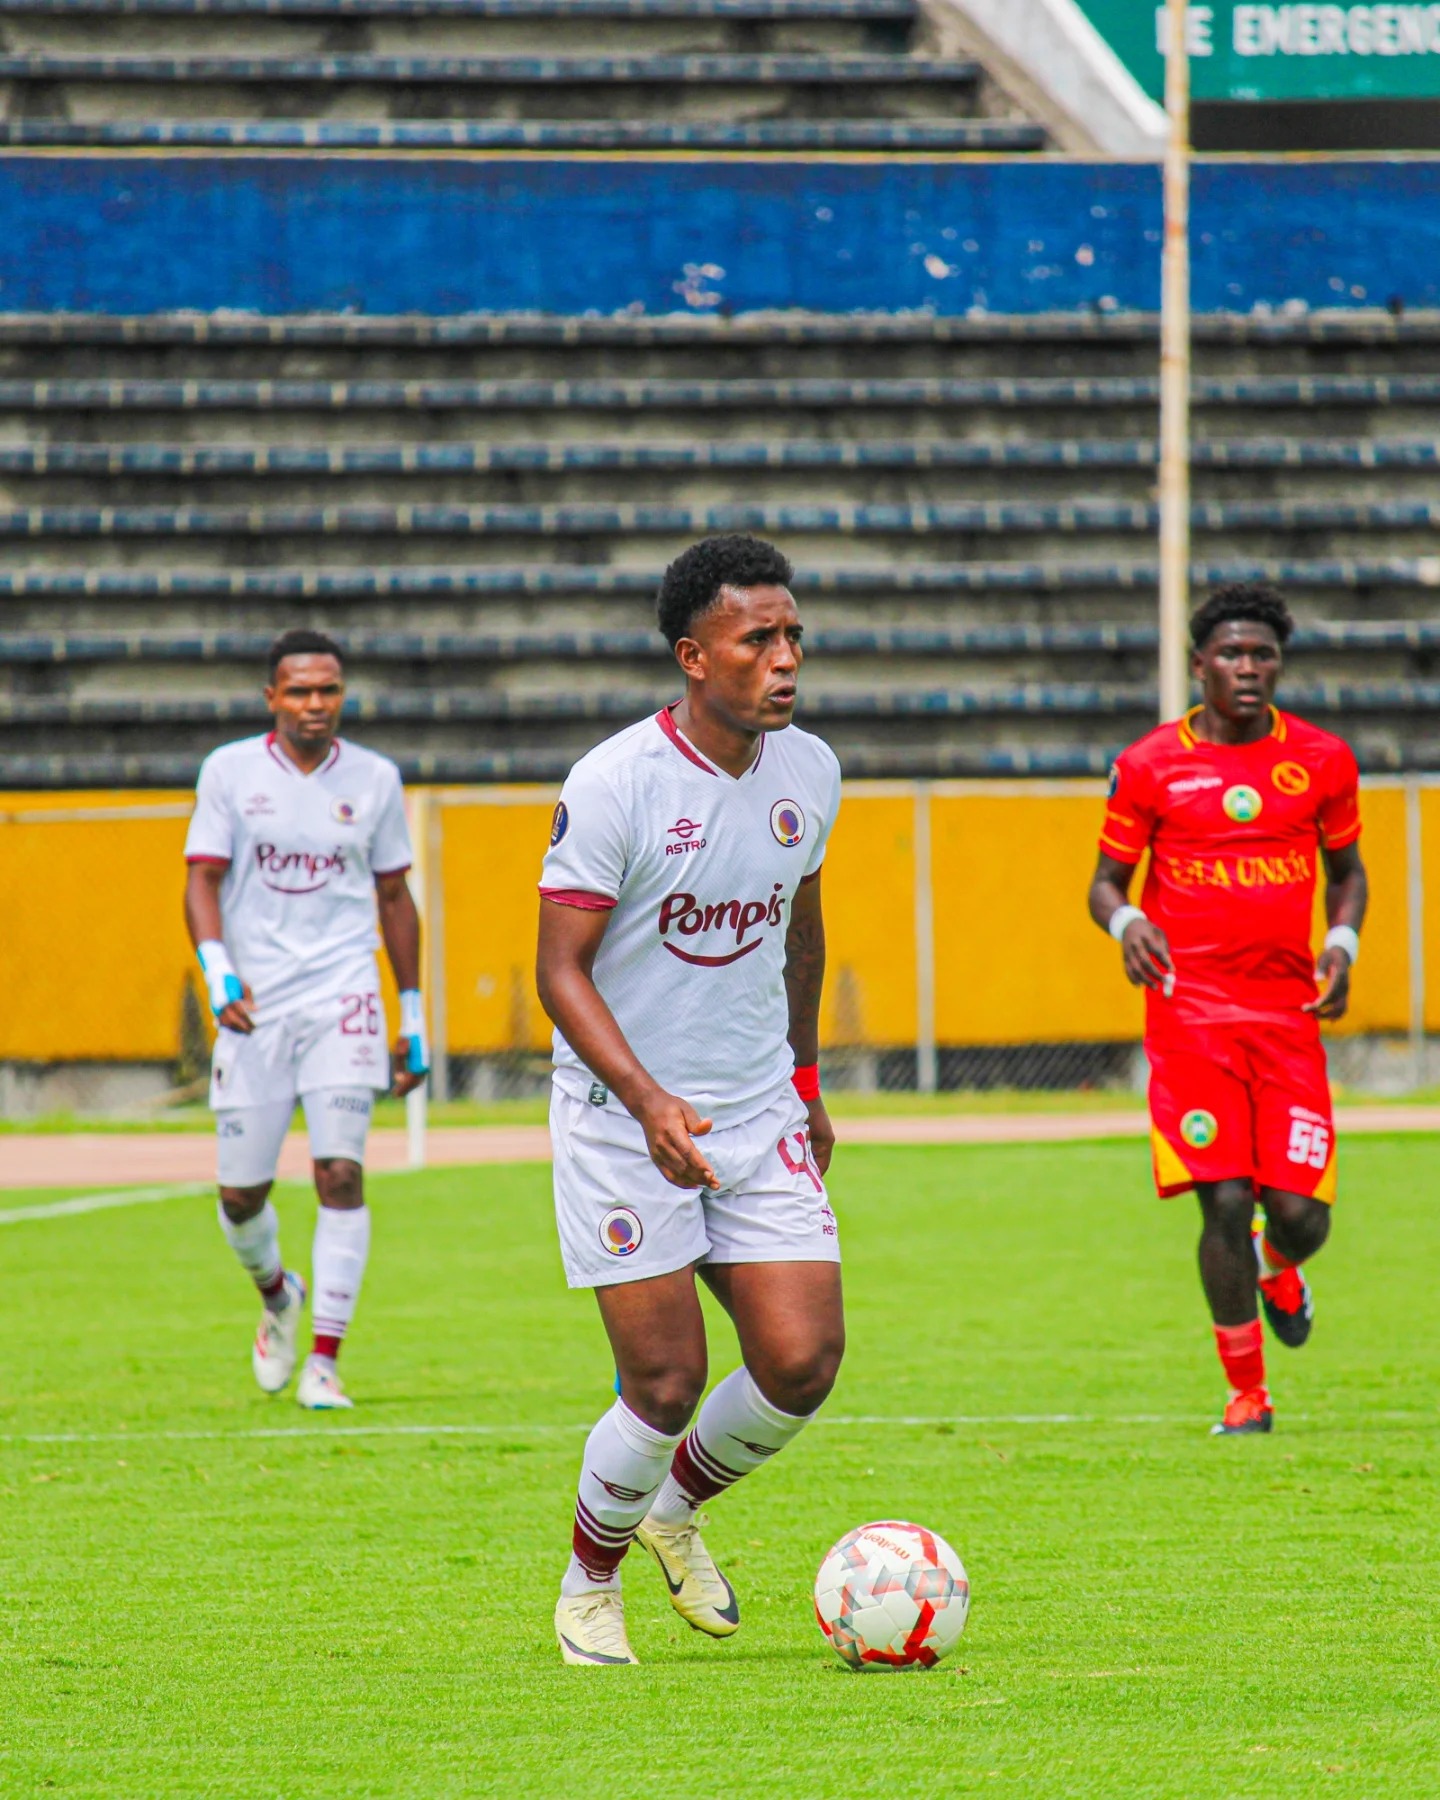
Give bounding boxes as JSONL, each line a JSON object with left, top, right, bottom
{"left": 550, "top": 801, "right": 569, "bottom": 846}
{"left": 1272, "top": 761, "right": 1311, "bottom": 796}
{"left": 1181, "top": 1109, "right": 1219, "bottom": 1149}
{"left": 771, "top": 799, "right": 805, "bottom": 848}
{"left": 599, "top": 1207, "right": 643, "bottom": 1258}
{"left": 330, "top": 798, "right": 358, "bottom": 825}
{"left": 1222, "top": 785, "right": 1263, "bottom": 824}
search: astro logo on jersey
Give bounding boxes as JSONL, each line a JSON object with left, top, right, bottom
{"left": 770, "top": 799, "right": 805, "bottom": 847}
{"left": 255, "top": 843, "right": 348, "bottom": 895}
{"left": 1181, "top": 1109, "right": 1219, "bottom": 1149}
{"left": 599, "top": 1207, "right": 643, "bottom": 1257}
{"left": 658, "top": 884, "right": 785, "bottom": 966}
{"left": 1272, "top": 761, "right": 1311, "bottom": 796}
{"left": 665, "top": 817, "right": 707, "bottom": 857}
{"left": 1222, "top": 785, "right": 1263, "bottom": 823}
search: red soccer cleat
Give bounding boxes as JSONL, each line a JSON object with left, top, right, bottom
{"left": 1211, "top": 1387, "right": 1274, "bottom": 1436}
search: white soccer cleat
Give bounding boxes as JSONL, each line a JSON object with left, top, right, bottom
{"left": 555, "top": 1590, "right": 639, "bottom": 1666}
{"left": 635, "top": 1514, "right": 741, "bottom": 1638}
{"left": 295, "top": 1356, "right": 354, "bottom": 1411}
{"left": 252, "top": 1272, "right": 307, "bottom": 1394}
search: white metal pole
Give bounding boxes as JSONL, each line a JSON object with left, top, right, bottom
{"left": 913, "top": 783, "right": 938, "bottom": 1095}
{"left": 1158, "top": 0, "right": 1192, "bottom": 723}
{"left": 426, "top": 792, "right": 450, "bottom": 1105}
{"left": 1406, "top": 780, "right": 1427, "bottom": 1086}
{"left": 404, "top": 788, "right": 431, "bottom": 1169}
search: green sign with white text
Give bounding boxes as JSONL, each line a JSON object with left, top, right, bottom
{"left": 1080, "top": 1, "right": 1440, "bottom": 100}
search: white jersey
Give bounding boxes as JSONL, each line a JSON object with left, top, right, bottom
{"left": 540, "top": 707, "right": 842, "bottom": 1130}
{"left": 184, "top": 732, "right": 413, "bottom": 1018}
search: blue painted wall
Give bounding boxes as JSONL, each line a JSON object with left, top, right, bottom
{"left": 1, "top": 155, "right": 1436, "bottom": 315}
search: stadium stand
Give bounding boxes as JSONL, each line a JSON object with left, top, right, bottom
{"left": 3, "top": 304, "right": 1440, "bottom": 785}
{"left": 0, "top": 0, "right": 1043, "bottom": 151}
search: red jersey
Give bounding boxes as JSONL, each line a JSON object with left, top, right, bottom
{"left": 1099, "top": 707, "right": 1361, "bottom": 1023}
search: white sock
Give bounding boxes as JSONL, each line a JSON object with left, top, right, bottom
{"left": 562, "top": 1400, "right": 683, "bottom": 1597}
{"left": 218, "top": 1199, "right": 287, "bottom": 1309}
{"left": 311, "top": 1204, "right": 371, "bottom": 1354}
{"left": 646, "top": 1367, "right": 815, "bottom": 1527}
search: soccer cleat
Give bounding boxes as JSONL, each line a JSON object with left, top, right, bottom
{"left": 1211, "top": 1387, "right": 1274, "bottom": 1436}
{"left": 1254, "top": 1225, "right": 1314, "bottom": 1349}
{"left": 635, "top": 1514, "right": 741, "bottom": 1638}
{"left": 252, "top": 1272, "right": 307, "bottom": 1394}
{"left": 295, "top": 1356, "right": 354, "bottom": 1411}
{"left": 555, "top": 1590, "right": 639, "bottom": 1666}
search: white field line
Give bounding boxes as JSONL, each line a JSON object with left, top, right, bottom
{"left": 0, "top": 1413, "right": 1200, "bottom": 1446}
{"left": 0, "top": 1182, "right": 212, "bottom": 1225}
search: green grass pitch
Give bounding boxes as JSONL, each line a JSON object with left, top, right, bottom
{"left": 3, "top": 1137, "right": 1439, "bottom": 1798}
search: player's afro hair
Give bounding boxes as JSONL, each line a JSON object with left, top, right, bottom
{"left": 267, "top": 627, "right": 345, "bottom": 679}
{"left": 655, "top": 534, "right": 794, "bottom": 649}
{"left": 1189, "top": 583, "right": 1294, "bottom": 651}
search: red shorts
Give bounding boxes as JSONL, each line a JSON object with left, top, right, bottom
{"left": 1145, "top": 1009, "right": 1337, "bottom": 1203}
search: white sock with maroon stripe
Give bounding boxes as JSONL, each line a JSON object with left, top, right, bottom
{"left": 645, "top": 1367, "right": 815, "bottom": 1527}
{"left": 562, "top": 1400, "right": 683, "bottom": 1597}
{"left": 218, "top": 1200, "right": 288, "bottom": 1310}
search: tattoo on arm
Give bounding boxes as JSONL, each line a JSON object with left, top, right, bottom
{"left": 784, "top": 881, "right": 826, "bottom": 1066}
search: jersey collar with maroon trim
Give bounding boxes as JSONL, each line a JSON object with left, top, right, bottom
{"left": 265, "top": 731, "right": 342, "bottom": 777}
{"left": 1176, "top": 705, "right": 1285, "bottom": 751}
{"left": 654, "top": 704, "right": 767, "bottom": 781}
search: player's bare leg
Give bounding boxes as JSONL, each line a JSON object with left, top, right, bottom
{"left": 555, "top": 1267, "right": 704, "bottom": 1665}
{"left": 1196, "top": 1180, "right": 1272, "bottom": 1435}
{"left": 1254, "top": 1185, "right": 1329, "bottom": 1349}
{"left": 637, "top": 1261, "right": 844, "bottom": 1633}
{"left": 298, "top": 1157, "right": 368, "bottom": 1410}
{"left": 219, "top": 1180, "right": 307, "bottom": 1394}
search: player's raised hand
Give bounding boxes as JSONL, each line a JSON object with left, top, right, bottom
{"left": 217, "top": 980, "right": 257, "bottom": 1035}
{"left": 1120, "top": 917, "right": 1174, "bottom": 993}
{"left": 1305, "top": 945, "right": 1352, "bottom": 1020}
{"left": 635, "top": 1090, "right": 718, "bottom": 1190}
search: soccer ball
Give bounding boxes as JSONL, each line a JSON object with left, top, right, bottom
{"left": 813, "top": 1520, "right": 969, "bottom": 1671}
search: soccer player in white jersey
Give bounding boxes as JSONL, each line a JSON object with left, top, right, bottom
{"left": 183, "top": 629, "right": 428, "bottom": 1411}
{"left": 536, "top": 534, "right": 844, "bottom": 1666}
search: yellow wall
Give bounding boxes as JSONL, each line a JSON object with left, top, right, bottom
{"left": 0, "top": 778, "right": 1421, "bottom": 1061}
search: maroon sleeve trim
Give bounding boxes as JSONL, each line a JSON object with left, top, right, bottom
{"left": 799, "top": 868, "right": 822, "bottom": 885}
{"left": 185, "top": 854, "right": 231, "bottom": 866}
{"left": 540, "top": 886, "right": 618, "bottom": 912}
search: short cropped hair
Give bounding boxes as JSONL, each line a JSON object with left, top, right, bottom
{"left": 1189, "top": 583, "right": 1294, "bottom": 651}
{"left": 655, "top": 534, "right": 794, "bottom": 649}
{"left": 267, "top": 627, "right": 344, "bottom": 680}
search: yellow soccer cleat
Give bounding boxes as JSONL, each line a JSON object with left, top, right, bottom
{"left": 635, "top": 1515, "right": 741, "bottom": 1639}
{"left": 555, "top": 1590, "right": 639, "bottom": 1666}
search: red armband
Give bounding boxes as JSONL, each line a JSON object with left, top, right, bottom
{"left": 791, "top": 1063, "right": 821, "bottom": 1103}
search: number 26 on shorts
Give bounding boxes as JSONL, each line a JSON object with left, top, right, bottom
{"left": 1287, "top": 1117, "right": 1330, "bottom": 1170}
{"left": 340, "top": 993, "right": 381, "bottom": 1036}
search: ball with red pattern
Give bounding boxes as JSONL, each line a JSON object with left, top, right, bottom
{"left": 813, "top": 1520, "right": 969, "bottom": 1671}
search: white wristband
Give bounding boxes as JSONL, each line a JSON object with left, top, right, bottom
{"left": 196, "top": 939, "right": 243, "bottom": 1017}
{"left": 1323, "top": 925, "right": 1360, "bottom": 967}
{"left": 1108, "top": 905, "right": 1146, "bottom": 943}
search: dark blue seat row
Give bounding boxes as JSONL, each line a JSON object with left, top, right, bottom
{"left": 8, "top": 619, "right": 1440, "bottom": 666}
{"left": 2, "top": 311, "right": 1436, "bottom": 348}
{"left": 3, "top": 557, "right": 1436, "bottom": 600}
{"left": 2, "top": 437, "right": 1434, "bottom": 475}
{"left": 0, "top": 0, "right": 917, "bottom": 14}
{"left": 4, "top": 375, "right": 1432, "bottom": 411}
{"left": 1, "top": 498, "right": 1437, "bottom": 535}
{"left": 6, "top": 680, "right": 1439, "bottom": 730}
{"left": 0, "top": 119, "right": 1040, "bottom": 150}
{"left": 0, "top": 50, "right": 977, "bottom": 80}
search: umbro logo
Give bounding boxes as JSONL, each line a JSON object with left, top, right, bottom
{"left": 665, "top": 816, "right": 707, "bottom": 858}
{"left": 244, "top": 792, "right": 276, "bottom": 816}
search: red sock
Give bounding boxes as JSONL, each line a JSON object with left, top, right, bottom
{"left": 259, "top": 1268, "right": 286, "bottom": 1300}
{"left": 1214, "top": 1320, "right": 1266, "bottom": 1395}
{"left": 312, "top": 1333, "right": 342, "bottom": 1362}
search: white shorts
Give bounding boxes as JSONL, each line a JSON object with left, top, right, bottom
{"left": 551, "top": 1085, "right": 841, "bottom": 1290}
{"left": 209, "top": 982, "right": 390, "bottom": 1112}
{"left": 216, "top": 1087, "right": 375, "bottom": 1188}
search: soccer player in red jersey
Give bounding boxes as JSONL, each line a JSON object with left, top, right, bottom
{"left": 1089, "top": 585, "right": 1368, "bottom": 1436}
